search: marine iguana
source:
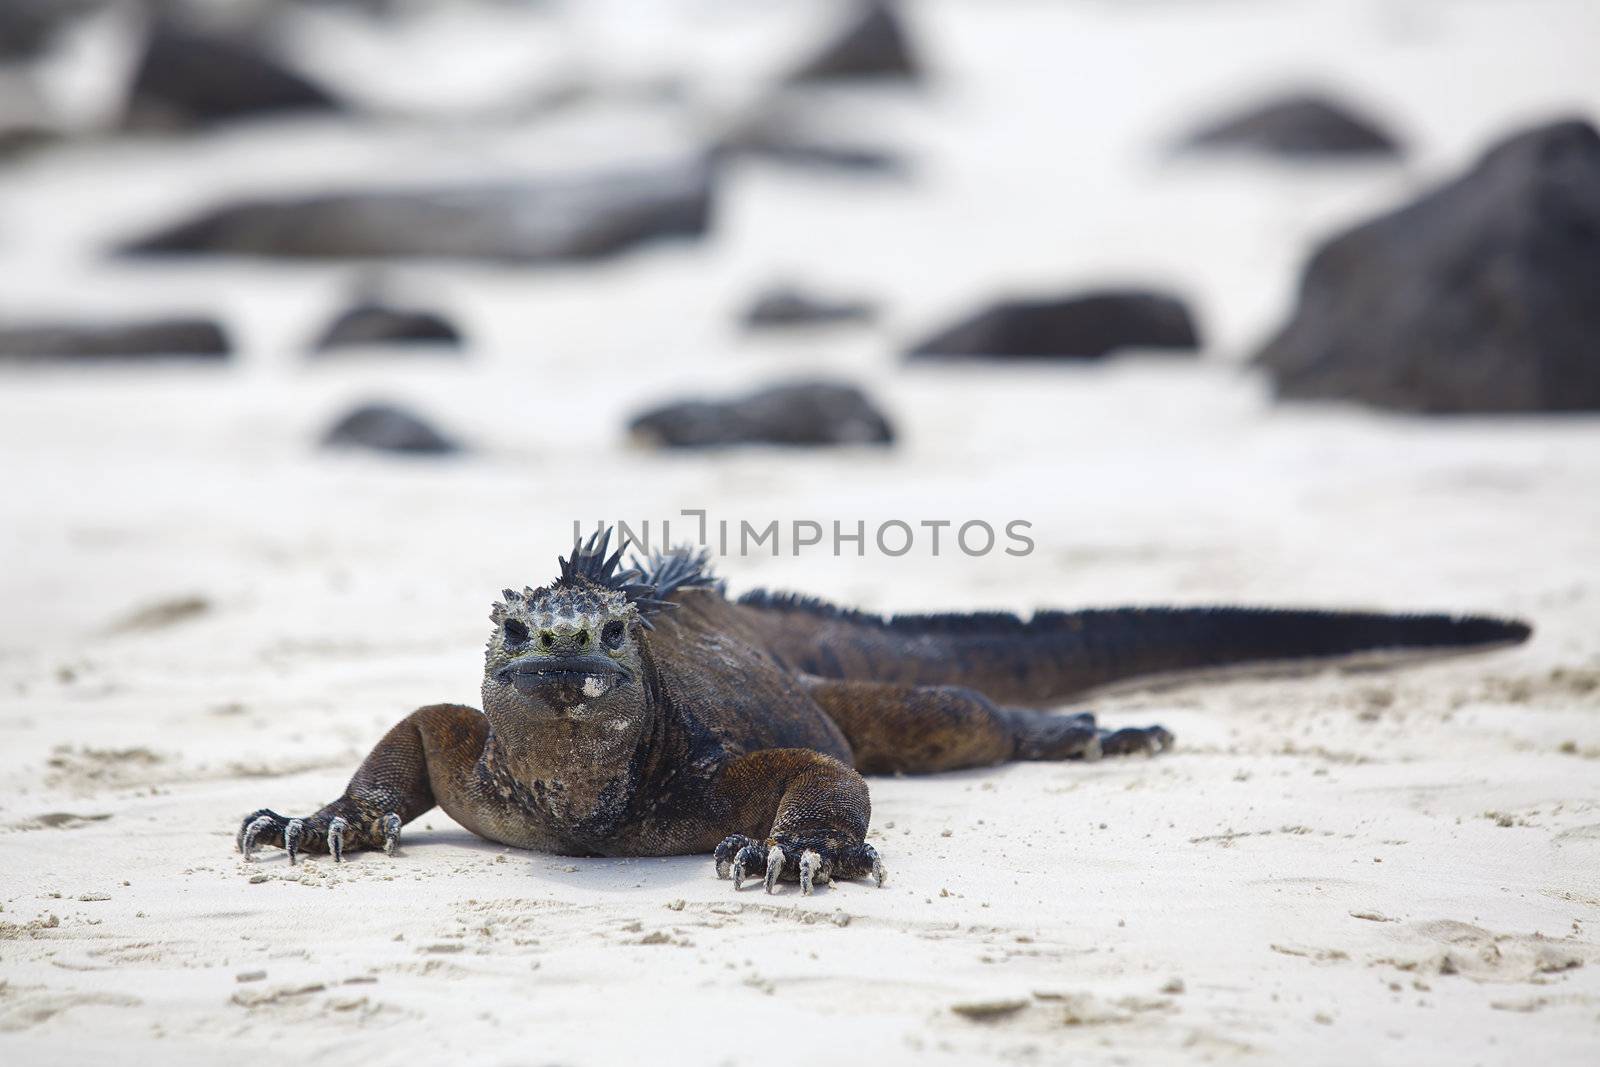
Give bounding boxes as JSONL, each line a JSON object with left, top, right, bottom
{"left": 236, "top": 528, "right": 1531, "bottom": 893}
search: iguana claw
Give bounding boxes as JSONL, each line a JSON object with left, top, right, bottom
{"left": 730, "top": 842, "right": 765, "bottom": 890}
{"left": 865, "top": 844, "right": 886, "bottom": 887}
{"left": 381, "top": 812, "right": 402, "bottom": 855}
{"left": 798, "top": 849, "right": 826, "bottom": 895}
{"left": 714, "top": 833, "right": 759, "bottom": 881}
{"left": 239, "top": 814, "right": 275, "bottom": 860}
{"left": 762, "top": 845, "right": 785, "bottom": 894}
{"left": 712, "top": 833, "right": 885, "bottom": 894}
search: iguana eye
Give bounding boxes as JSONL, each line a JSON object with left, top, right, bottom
{"left": 503, "top": 619, "right": 529, "bottom": 647}
{"left": 602, "top": 620, "right": 625, "bottom": 650}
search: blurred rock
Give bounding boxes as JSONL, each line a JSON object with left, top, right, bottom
{"left": 0, "top": 75, "right": 59, "bottom": 162}
{"left": 288, "top": 0, "right": 409, "bottom": 15}
{"left": 107, "top": 595, "right": 211, "bottom": 635}
{"left": 907, "top": 291, "right": 1200, "bottom": 360}
{"left": 716, "top": 104, "right": 906, "bottom": 175}
{"left": 717, "top": 131, "right": 904, "bottom": 174}
{"left": 0, "top": 318, "right": 230, "bottom": 360}
{"left": 787, "top": 1, "right": 919, "bottom": 84}
{"left": 321, "top": 403, "right": 461, "bottom": 454}
{"left": 120, "top": 159, "right": 716, "bottom": 260}
{"left": 312, "top": 301, "right": 462, "bottom": 352}
{"left": 629, "top": 381, "right": 893, "bottom": 448}
{"left": 1257, "top": 118, "right": 1600, "bottom": 412}
{"left": 122, "top": 21, "right": 343, "bottom": 130}
{"left": 0, "top": 0, "right": 102, "bottom": 61}
{"left": 0, "top": 102, "right": 57, "bottom": 163}
{"left": 0, "top": 127, "right": 57, "bottom": 161}
{"left": 740, "top": 286, "right": 877, "bottom": 329}
{"left": 1180, "top": 93, "right": 1400, "bottom": 158}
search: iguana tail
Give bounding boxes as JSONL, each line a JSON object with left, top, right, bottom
{"left": 733, "top": 592, "right": 1531, "bottom": 705}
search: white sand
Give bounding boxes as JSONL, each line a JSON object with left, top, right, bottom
{"left": 2, "top": 1, "right": 1598, "bottom": 1063}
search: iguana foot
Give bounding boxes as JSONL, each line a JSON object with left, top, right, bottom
{"left": 236, "top": 808, "right": 401, "bottom": 863}
{"left": 1099, "top": 724, "right": 1174, "bottom": 757}
{"left": 714, "top": 833, "right": 885, "bottom": 895}
{"left": 1007, "top": 709, "right": 1173, "bottom": 761}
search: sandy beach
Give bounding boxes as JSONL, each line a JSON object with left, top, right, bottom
{"left": 2, "top": 1, "right": 1598, "bottom": 1063}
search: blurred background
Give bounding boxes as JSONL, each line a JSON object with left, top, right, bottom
{"left": 1, "top": 0, "right": 1597, "bottom": 649}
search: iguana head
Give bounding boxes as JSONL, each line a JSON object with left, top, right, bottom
{"left": 481, "top": 530, "right": 667, "bottom": 727}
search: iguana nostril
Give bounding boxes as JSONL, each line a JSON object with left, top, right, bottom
{"left": 577, "top": 629, "right": 590, "bottom": 647}
{"left": 540, "top": 631, "right": 554, "bottom": 649}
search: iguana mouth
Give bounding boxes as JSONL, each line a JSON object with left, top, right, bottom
{"left": 496, "top": 654, "right": 631, "bottom": 697}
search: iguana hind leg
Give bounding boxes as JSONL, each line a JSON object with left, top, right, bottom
{"left": 711, "top": 748, "right": 884, "bottom": 894}
{"left": 802, "top": 678, "right": 1172, "bottom": 774}
{"left": 237, "top": 702, "right": 487, "bottom": 863}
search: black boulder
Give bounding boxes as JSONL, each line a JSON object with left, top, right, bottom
{"left": 1256, "top": 118, "right": 1600, "bottom": 412}
{"left": 630, "top": 381, "right": 894, "bottom": 448}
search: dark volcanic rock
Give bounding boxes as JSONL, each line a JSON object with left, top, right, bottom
{"left": 788, "top": 1, "right": 919, "bottom": 84}
{"left": 0, "top": 318, "right": 230, "bottom": 360}
{"left": 289, "top": 0, "right": 408, "bottom": 14}
{"left": 1181, "top": 93, "right": 1400, "bottom": 158}
{"left": 119, "top": 160, "right": 715, "bottom": 261}
{"left": 716, "top": 129, "right": 904, "bottom": 175}
{"left": 741, "top": 286, "right": 877, "bottom": 329}
{"left": 0, "top": 1, "right": 101, "bottom": 61}
{"left": 1256, "top": 118, "right": 1600, "bottom": 413}
{"left": 1, "top": 73, "right": 66, "bottom": 161}
{"left": 123, "top": 23, "right": 341, "bottom": 130}
{"left": 716, "top": 105, "right": 906, "bottom": 175}
{"left": 0, "top": 125, "right": 58, "bottom": 161}
{"left": 908, "top": 291, "right": 1200, "bottom": 360}
{"left": 629, "top": 381, "right": 893, "bottom": 448}
{"left": 321, "top": 403, "right": 461, "bottom": 454}
{"left": 313, "top": 302, "right": 462, "bottom": 351}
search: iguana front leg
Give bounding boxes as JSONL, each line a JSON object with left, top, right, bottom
{"left": 710, "top": 749, "right": 885, "bottom": 895}
{"left": 237, "top": 703, "right": 487, "bottom": 864}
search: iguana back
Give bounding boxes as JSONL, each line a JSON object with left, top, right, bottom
{"left": 731, "top": 590, "right": 1530, "bottom": 705}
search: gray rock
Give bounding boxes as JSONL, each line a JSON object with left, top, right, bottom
{"left": 907, "top": 291, "right": 1200, "bottom": 360}
{"left": 0, "top": 126, "right": 57, "bottom": 161}
{"left": 313, "top": 302, "right": 462, "bottom": 352}
{"left": 1256, "top": 118, "right": 1600, "bottom": 412}
{"left": 123, "top": 22, "right": 342, "bottom": 130}
{"left": 787, "top": 1, "right": 919, "bottom": 84}
{"left": 630, "top": 381, "right": 893, "bottom": 448}
{"left": 119, "top": 159, "right": 716, "bottom": 261}
{"left": 715, "top": 105, "right": 906, "bottom": 175}
{"left": 741, "top": 286, "right": 877, "bottom": 329}
{"left": 321, "top": 403, "right": 461, "bottom": 454}
{"left": 0, "top": 76, "right": 59, "bottom": 162}
{"left": 0, "top": 0, "right": 102, "bottom": 61}
{"left": 1180, "top": 93, "right": 1400, "bottom": 158}
{"left": 288, "top": 0, "right": 410, "bottom": 15}
{"left": 0, "top": 318, "right": 230, "bottom": 360}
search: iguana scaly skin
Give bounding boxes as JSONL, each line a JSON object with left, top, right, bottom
{"left": 236, "top": 529, "right": 1531, "bottom": 893}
